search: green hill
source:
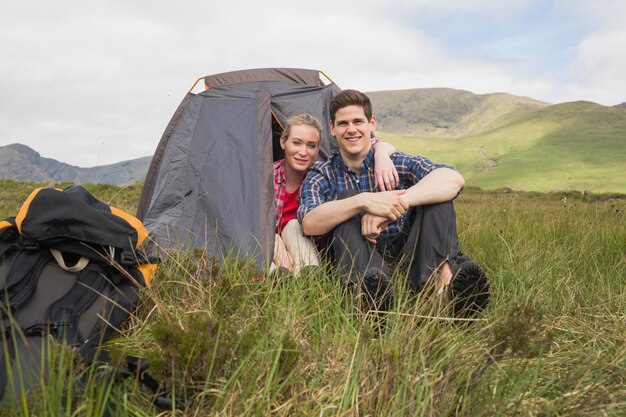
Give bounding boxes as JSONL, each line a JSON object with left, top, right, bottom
{"left": 367, "top": 88, "right": 548, "bottom": 137}
{"left": 379, "top": 101, "right": 626, "bottom": 193}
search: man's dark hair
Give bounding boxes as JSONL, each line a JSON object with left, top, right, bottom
{"left": 329, "top": 89, "right": 373, "bottom": 122}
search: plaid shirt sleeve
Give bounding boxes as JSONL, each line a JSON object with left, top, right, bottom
{"left": 273, "top": 160, "right": 286, "bottom": 227}
{"left": 297, "top": 163, "right": 334, "bottom": 223}
{"left": 394, "top": 153, "right": 451, "bottom": 186}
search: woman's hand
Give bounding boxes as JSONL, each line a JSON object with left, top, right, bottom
{"left": 273, "top": 233, "right": 293, "bottom": 269}
{"left": 373, "top": 144, "right": 399, "bottom": 191}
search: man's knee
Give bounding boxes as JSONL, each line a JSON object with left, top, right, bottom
{"left": 423, "top": 200, "right": 455, "bottom": 219}
{"left": 332, "top": 211, "right": 363, "bottom": 243}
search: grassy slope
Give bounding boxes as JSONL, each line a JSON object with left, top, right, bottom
{"left": 1, "top": 182, "right": 625, "bottom": 416}
{"left": 379, "top": 102, "right": 626, "bottom": 193}
{"left": 368, "top": 88, "right": 548, "bottom": 138}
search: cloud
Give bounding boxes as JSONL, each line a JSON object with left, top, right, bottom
{"left": 561, "top": 28, "right": 626, "bottom": 104}
{"left": 561, "top": 0, "right": 626, "bottom": 30}
{"left": 548, "top": 0, "right": 626, "bottom": 104}
{"left": 0, "top": 0, "right": 623, "bottom": 166}
{"left": 392, "top": 0, "right": 533, "bottom": 16}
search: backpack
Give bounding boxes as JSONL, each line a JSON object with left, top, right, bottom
{"left": 0, "top": 186, "right": 157, "bottom": 404}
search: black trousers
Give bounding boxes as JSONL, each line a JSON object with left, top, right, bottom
{"left": 325, "top": 191, "right": 465, "bottom": 291}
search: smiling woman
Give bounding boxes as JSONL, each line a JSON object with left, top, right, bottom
{"left": 272, "top": 114, "right": 323, "bottom": 275}
{"left": 271, "top": 112, "right": 401, "bottom": 277}
{"left": 280, "top": 122, "right": 321, "bottom": 181}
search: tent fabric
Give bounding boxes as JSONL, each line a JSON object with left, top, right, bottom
{"left": 204, "top": 68, "right": 322, "bottom": 89}
{"left": 138, "top": 68, "right": 340, "bottom": 269}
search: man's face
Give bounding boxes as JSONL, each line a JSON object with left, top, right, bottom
{"left": 331, "top": 105, "right": 377, "bottom": 160}
{"left": 280, "top": 124, "right": 320, "bottom": 173}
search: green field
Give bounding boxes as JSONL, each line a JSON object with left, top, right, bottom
{"left": 379, "top": 101, "right": 626, "bottom": 194}
{"left": 1, "top": 180, "right": 625, "bottom": 416}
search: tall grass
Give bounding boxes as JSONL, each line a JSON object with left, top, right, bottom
{"left": 0, "top": 183, "right": 624, "bottom": 416}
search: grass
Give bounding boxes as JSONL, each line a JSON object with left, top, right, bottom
{"left": 378, "top": 101, "right": 626, "bottom": 194}
{"left": 0, "top": 179, "right": 144, "bottom": 216}
{"left": 0, "top": 182, "right": 625, "bottom": 416}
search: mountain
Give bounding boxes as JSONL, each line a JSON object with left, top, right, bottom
{"left": 379, "top": 100, "right": 626, "bottom": 193}
{"left": 0, "top": 143, "right": 150, "bottom": 185}
{"left": 614, "top": 102, "right": 626, "bottom": 109}
{"left": 367, "top": 88, "right": 549, "bottom": 137}
{"left": 2, "top": 89, "right": 624, "bottom": 192}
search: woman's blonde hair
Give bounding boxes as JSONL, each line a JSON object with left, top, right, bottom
{"left": 280, "top": 113, "right": 322, "bottom": 142}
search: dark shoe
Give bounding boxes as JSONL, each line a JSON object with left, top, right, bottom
{"left": 360, "top": 267, "right": 392, "bottom": 311}
{"left": 450, "top": 261, "right": 490, "bottom": 317}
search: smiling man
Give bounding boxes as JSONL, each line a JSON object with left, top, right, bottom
{"left": 297, "top": 90, "right": 489, "bottom": 314}
{"left": 272, "top": 113, "right": 399, "bottom": 277}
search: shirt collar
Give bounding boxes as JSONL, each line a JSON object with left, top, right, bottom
{"left": 332, "top": 147, "right": 376, "bottom": 174}
{"left": 362, "top": 148, "right": 376, "bottom": 172}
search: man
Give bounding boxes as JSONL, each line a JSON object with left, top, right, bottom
{"left": 297, "top": 90, "right": 489, "bottom": 314}
{"left": 272, "top": 113, "right": 398, "bottom": 276}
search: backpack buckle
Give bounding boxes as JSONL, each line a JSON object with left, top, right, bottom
{"left": 22, "top": 240, "right": 39, "bottom": 251}
{"left": 120, "top": 250, "right": 137, "bottom": 266}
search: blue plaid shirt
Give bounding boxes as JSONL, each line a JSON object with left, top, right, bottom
{"left": 297, "top": 148, "right": 450, "bottom": 237}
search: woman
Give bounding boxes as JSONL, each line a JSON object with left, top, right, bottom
{"left": 272, "top": 113, "right": 398, "bottom": 275}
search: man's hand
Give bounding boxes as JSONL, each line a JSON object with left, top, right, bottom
{"left": 361, "top": 214, "right": 390, "bottom": 244}
{"left": 374, "top": 151, "right": 399, "bottom": 191}
{"left": 363, "top": 190, "right": 409, "bottom": 220}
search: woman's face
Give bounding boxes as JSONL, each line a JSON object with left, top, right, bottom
{"left": 281, "top": 124, "right": 320, "bottom": 173}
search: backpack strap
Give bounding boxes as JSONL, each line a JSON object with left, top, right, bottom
{"left": 45, "top": 266, "right": 109, "bottom": 346}
{"left": 0, "top": 250, "right": 51, "bottom": 317}
{"left": 76, "top": 343, "right": 191, "bottom": 411}
{"left": 49, "top": 249, "right": 89, "bottom": 272}
{"left": 0, "top": 218, "right": 18, "bottom": 259}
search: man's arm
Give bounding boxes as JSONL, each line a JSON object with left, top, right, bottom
{"left": 402, "top": 167, "right": 465, "bottom": 206}
{"left": 360, "top": 167, "right": 464, "bottom": 243}
{"left": 301, "top": 190, "right": 408, "bottom": 236}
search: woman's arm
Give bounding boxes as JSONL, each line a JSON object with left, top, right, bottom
{"left": 372, "top": 140, "right": 399, "bottom": 191}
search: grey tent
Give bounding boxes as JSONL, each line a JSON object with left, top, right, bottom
{"left": 137, "top": 68, "right": 341, "bottom": 269}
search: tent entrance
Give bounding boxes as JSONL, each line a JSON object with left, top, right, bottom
{"left": 272, "top": 112, "right": 284, "bottom": 162}
{"left": 138, "top": 68, "right": 340, "bottom": 269}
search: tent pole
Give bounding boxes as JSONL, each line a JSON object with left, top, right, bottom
{"left": 272, "top": 111, "right": 284, "bottom": 131}
{"left": 319, "top": 71, "right": 335, "bottom": 86}
{"left": 188, "top": 76, "right": 207, "bottom": 93}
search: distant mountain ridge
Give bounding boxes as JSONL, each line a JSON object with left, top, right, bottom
{"left": 378, "top": 99, "right": 626, "bottom": 193}
{"left": 0, "top": 143, "right": 150, "bottom": 185}
{"left": 367, "top": 88, "right": 549, "bottom": 137}
{"left": 2, "top": 87, "right": 624, "bottom": 192}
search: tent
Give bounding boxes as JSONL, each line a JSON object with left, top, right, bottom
{"left": 137, "top": 68, "right": 341, "bottom": 269}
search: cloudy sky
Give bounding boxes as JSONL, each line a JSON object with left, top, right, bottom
{"left": 1, "top": 0, "right": 624, "bottom": 167}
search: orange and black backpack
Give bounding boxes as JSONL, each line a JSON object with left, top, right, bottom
{"left": 0, "top": 186, "right": 159, "bottom": 404}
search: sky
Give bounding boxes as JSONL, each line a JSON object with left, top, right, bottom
{"left": 1, "top": 0, "right": 625, "bottom": 167}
